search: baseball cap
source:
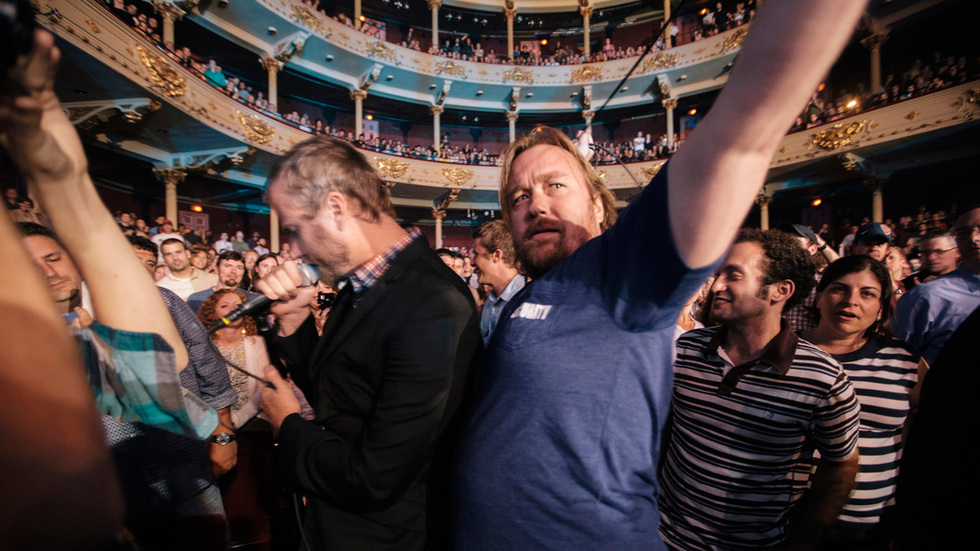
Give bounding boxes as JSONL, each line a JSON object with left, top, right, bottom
{"left": 855, "top": 222, "right": 892, "bottom": 244}
{"left": 776, "top": 222, "right": 820, "bottom": 246}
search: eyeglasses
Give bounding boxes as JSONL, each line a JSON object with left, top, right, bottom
{"left": 920, "top": 247, "right": 957, "bottom": 257}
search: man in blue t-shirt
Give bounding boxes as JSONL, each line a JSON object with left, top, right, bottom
{"left": 452, "top": 1, "right": 868, "bottom": 548}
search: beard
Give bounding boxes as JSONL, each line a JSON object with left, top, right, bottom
{"left": 514, "top": 218, "right": 596, "bottom": 279}
{"left": 304, "top": 231, "right": 351, "bottom": 286}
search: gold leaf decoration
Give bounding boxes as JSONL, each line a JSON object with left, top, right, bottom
{"left": 502, "top": 67, "right": 533, "bottom": 84}
{"left": 366, "top": 41, "right": 398, "bottom": 64}
{"left": 906, "top": 112, "right": 919, "bottom": 120}
{"left": 571, "top": 65, "right": 603, "bottom": 83}
{"left": 720, "top": 27, "right": 748, "bottom": 54}
{"left": 290, "top": 4, "right": 324, "bottom": 35}
{"left": 967, "top": 87, "right": 980, "bottom": 105}
{"left": 812, "top": 120, "right": 867, "bottom": 150}
{"left": 442, "top": 167, "right": 474, "bottom": 186}
{"left": 85, "top": 19, "right": 101, "bottom": 33}
{"left": 641, "top": 164, "right": 665, "bottom": 180}
{"left": 237, "top": 111, "right": 276, "bottom": 144}
{"left": 642, "top": 52, "right": 678, "bottom": 72}
{"left": 434, "top": 61, "right": 466, "bottom": 78}
{"left": 377, "top": 157, "right": 409, "bottom": 178}
{"left": 136, "top": 46, "right": 186, "bottom": 97}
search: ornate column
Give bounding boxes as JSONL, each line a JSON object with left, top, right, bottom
{"left": 504, "top": 1, "right": 516, "bottom": 59}
{"left": 506, "top": 111, "right": 519, "bottom": 143}
{"left": 582, "top": 110, "right": 594, "bottom": 128}
{"left": 261, "top": 57, "right": 282, "bottom": 112}
{"left": 580, "top": 2, "right": 593, "bottom": 58}
{"left": 755, "top": 192, "right": 772, "bottom": 230}
{"left": 153, "top": 2, "right": 184, "bottom": 46}
{"left": 429, "top": 0, "right": 441, "bottom": 54}
{"left": 663, "top": 0, "right": 671, "bottom": 48}
{"left": 867, "top": 179, "right": 885, "bottom": 223}
{"left": 354, "top": 0, "right": 362, "bottom": 30}
{"left": 351, "top": 89, "right": 368, "bottom": 137}
{"left": 861, "top": 32, "right": 888, "bottom": 94}
{"left": 430, "top": 105, "right": 444, "bottom": 152}
{"left": 153, "top": 168, "right": 186, "bottom": 224}
{"left": 432, "top": 209, "right": 445, "bottom": 248}
{"left": 269, "top": 209, "right": 280, "bottom": 253}
{"left": 662, "top": 98, "right": 677, "bottom": 141}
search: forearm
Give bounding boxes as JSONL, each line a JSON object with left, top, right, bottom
{"left": 784, "top": 454, "right": 860, "bottom": 550}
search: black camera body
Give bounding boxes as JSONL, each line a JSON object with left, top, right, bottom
{"left": 1, "top": 0, "right": 36, "bottom": 71}
{"left": 316, "top": 291, "right": 336, "bottom": 311}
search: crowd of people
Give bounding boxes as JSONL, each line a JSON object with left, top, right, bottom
{"left": 3, "top": 3, "right": 977, "bottom": 551}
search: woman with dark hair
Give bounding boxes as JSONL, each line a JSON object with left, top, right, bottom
{"left": 799, "top": 256, "right": 928, "bottom": 550}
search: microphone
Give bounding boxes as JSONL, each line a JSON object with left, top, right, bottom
{"left": 208, "top": 263, "right": 320, "bottom": 333}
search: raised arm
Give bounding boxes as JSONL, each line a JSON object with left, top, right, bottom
{"left": 668, "top": 0, "right": 868, "bottom": 268}
{"left": 0, "top": 30, "right": 187, "bottom": 370}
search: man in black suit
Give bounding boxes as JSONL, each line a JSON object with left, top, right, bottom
{"left": 255, "top": 137, "right": 480, "bottom": 550}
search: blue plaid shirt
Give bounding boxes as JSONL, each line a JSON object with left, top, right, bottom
{"left": 339, "top": 226, "right": 424, "bottom": 295}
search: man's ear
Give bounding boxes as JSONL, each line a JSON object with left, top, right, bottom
{"left": 491, "top": 249, "right": 504, "bottom": 263}
{"left": 320, "top": 191, "right": 347, "bottom": 230}
{"left": 592, "top": 193, "right": 605, "bottom": 229}
{"left": 770, "top": 279, "right": 796, "bottom": 305}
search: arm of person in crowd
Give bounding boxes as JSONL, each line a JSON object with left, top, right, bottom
{"left": 0, "top": 29, "right": 187, "bottom": 370}
{"left": 783, "top": 453, "right": 860, "bottom": 551}
{"left": 815, "top": 234, "right": 840, "bottom": 264}
{"left": 0, "top": 203, "right": 124, "bottom": 548}
{"left": 667, "top": 0, "right": 867, "bottom": 268}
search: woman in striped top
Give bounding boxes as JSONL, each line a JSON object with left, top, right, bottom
{"left": 800, "top": 256, "right": 928, "bottom": 550}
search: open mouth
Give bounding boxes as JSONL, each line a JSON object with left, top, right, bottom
{"left": 836, "top": 311, "right": 859, "bottom": 320}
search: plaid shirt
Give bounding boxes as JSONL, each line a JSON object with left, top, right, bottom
{"left": 340, "top": 226, "right": 423, "bottom": 295}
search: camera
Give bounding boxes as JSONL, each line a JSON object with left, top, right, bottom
{"left": 1, "top": 0, "right": 36, "bottom": 71}
{"left": 316, "top": 291, "right": 336, "bottom": 310}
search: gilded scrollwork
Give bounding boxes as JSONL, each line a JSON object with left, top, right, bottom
{"left": 442, "top": 168, "right": 474, "bottom": 186}
{"left": 642, "top": 52, "right": 678, "bottom": 72}
{"left": 720, "top": 28, "right": 748, "bottom": 54}
{"left": 812, "top": 120, "right": 867, "bottom": 150}
{"left": 641, "top": 164, "right": 665, "bottom": 180}
{"left": 571, "top": 65, "right": 602, "bottom": 83}
{"left": 366, "top": 41, "right": 399, "bottom": 64}
{"left": 290, "top": 4, "right": 324, "bottom": 35}
{"left": 376, "top": 158, "right": 409, "bottom": 179}
{"left": 237, "top": 111, "right": 276, "bottom": 144}
{"left": 136, "top": 46, "right": 186, "bottom": 97}
{"left": 502, "top": 67, "right": 533, "bottom": 84}
{"left": 434, "top": 61, "right": 467, "bottom": 78}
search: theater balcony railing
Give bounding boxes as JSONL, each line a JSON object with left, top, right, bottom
{"left": 38, "top": 0, "right": 980, "bottom": 207}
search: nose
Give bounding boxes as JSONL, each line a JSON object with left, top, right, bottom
{"left": 527, "top": 188, "right": 548, "bottom": 218}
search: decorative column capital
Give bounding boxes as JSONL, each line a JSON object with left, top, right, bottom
{"left": 755, "top": 193, "right": 772, "bottom": 207}
{"left": 662, "top": 98, "right": 678, "bottom": 110}
{"left": 351, "top": 89, "right": 369, "bottom": 102}
{"left": 863, "top": 178, "right": 887, "bottom": 192}
{"left": 505, "top": 111, "right": 519, "bottom": 122}
{"left": 153, "top": 167, "right": 186, "bottom": 186}
{"left": 860, "top": 32, "right": 888, "bottom": 52}
{"left": 427, "top": 0, "right": 442, "bottom": 9}
{"left": 504, "top": 7, "right": 517, "bottom": 20}
{"left": 579, "top": 6, "right": 593, "bottom": 19}
{"left": 582, "top": 110, "right": 594, "bottom": 123}
{"left": 153, "top": 1, "right": 185, "bottom": 22}
{"left": 260, "top": 57, "right": 282, "bottom": 72}
{"left": 431, "top": 208, "right": 446, "bottom": 220}
{"left": 430, "top": 105, "right": 445, "bottom": 116}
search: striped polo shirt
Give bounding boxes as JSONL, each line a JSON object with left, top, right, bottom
{"left": 659, "top": 323, "right": 861, "bottom": 550}
{"left": 830, "top": 337, "right": 919, "bottom": 527}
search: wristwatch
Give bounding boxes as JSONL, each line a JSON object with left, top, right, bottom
{"left": 211, "top": 432, "right": 236, "bottom": 446}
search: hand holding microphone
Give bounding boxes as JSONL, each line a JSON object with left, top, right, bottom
{"left": 209, "top": 262, "right": 320, "bottom": 333}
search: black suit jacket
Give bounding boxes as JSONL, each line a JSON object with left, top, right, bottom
{"left": 270, "top": 238, "right": 481, "bottom": 551}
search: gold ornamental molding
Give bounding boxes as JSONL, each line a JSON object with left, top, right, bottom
{"left": 237, "top": 111, "right": 276, "bottom": 144}
{"left": 812, "top": 120, "right": 868, "bottom": 150}
{"left": 571, "top": 65, "right": 603, "bottom": 83}
{"left": 376, "top": 157, "right": 409, "bottom": 179}
{"left": 290, "top": 4, "right": 324, "bottom": 35}
{"left": 967, "top": 87, "right": 980, "bottom": 105}
{"left": 442, "top": 167, "right": 474, "bottom": 186}
{"left": 641, "top": 164, "right": 665, "bottom": 180}
{"left": 137, "top": 46, "right": 186, "bottom": 97}
{"left": 502, "top": 67, "right": 534, "bottom": 84}
{"left": 434, "top": 61, "right": 467, "bottom": 79}
{"left": 642, "top": 52, "right": 678, "bottom": 72}
{"left": 85, "top": 19, "right": 101, "bottom": 33}
{"left": 755, "top": 193, "right": 772, "bottom": 207}
{"left": 366, "top": 41, "right": 399, "bottom": 64}
{"left": 720, "top": 28, "right": 748, "bottom": 54}
{"left": 662, "top": 98, "right": 678, "bottom": 110}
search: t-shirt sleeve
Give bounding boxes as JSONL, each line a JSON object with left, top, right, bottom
{"left": 592, "top": 161, "right": 721, "bottom": 331}
{"left": 812, "top": 368, "right": 861, "bottom": 461}
{"left": 893, "top": 289, "right": 930, "bottom": 355}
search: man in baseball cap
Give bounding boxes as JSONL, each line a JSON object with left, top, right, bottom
{"left": 852, "top": 222, "right": 892, "bottom": 261}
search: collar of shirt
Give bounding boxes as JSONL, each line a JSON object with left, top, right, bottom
{"left": 706, "top": 319, "right": 799, "bottom": 395}
{"left": 338, "top": 227, "right": 423, "bottom": 295}
{"left": 487, "top": 274, "right": 526, "bottom": 306}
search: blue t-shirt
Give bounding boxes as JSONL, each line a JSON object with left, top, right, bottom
{"left": 453, "top": 164, "right": 719, "bottom": 549}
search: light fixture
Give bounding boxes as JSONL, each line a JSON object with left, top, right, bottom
{"left": 688, "top": 108, "right": 697, "bottom": 115}
{"left": 677, "top": 74, "right": 687, "bottom": 81}
{"left": 359, "top": 15, "right": 365, "bottom": 22}
{"left": 811, "top": 198, "right": 823, "bottom": 207}
{"left": 540, "top": 39, "right": 547, "bottom": 46}
{"left": 366, "top": 114, "right": 373, "bottom": 120}
{"left": 191, "top": 205, "right": 204, "bottom": 213}
{"left": 476, "top": 90, "right": 483, "bottom": 96}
